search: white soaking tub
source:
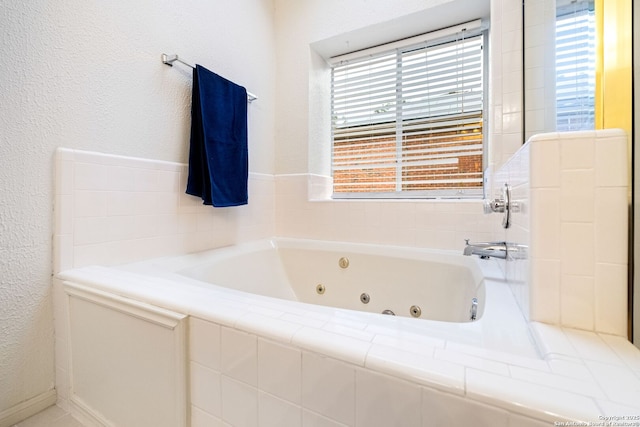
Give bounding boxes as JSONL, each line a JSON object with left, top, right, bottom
{"left": 123, "top": 238, "right": 486, "bottom": 323}
{"left": 57, "top": 238, "right": 559, "bottom": 427}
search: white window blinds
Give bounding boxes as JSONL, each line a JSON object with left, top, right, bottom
{"left": 556, "top": 2, "right": 595, "bottom": 131}
{"left": 331, "top": 26, "right": 486, "bottom": 198}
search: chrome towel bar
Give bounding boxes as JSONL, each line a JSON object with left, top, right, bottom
{"left": 161, "top": 53, "right": 258, "bottom": 102}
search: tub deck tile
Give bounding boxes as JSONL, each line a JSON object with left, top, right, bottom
{"left": 444, "top": 341, "right": 549, "bottom": 372}
{"left": 465, "top": 368, "right": 602, "bottom": 423}
{"left": 365, "top": 343, "right": 465, "bottom": 395}
{"left": 292, "top": 326, "right": 372, "bottom": 366}
{"left": 279, "top": 313, "right": 327, "bottom": 329}
{"left": 433, "top": 348, "right": 510, "bottom": 376}
{"left": 235, "top": 312, "right": 303, "bottom": 344}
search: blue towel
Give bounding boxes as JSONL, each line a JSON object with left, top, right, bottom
{"left": 186, "top": 65, "right": 248, "bottom": 207}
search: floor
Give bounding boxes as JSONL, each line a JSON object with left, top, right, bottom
{"left": 11, "top": 406, "right": 84, "bottom": 427}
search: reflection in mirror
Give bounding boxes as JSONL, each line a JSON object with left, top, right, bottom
{"left": 523, "top": 0, "right": 596, "bottom": 140}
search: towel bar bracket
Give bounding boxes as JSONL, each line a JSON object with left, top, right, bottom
{"left": 161, "top": 53, "right": 258, "bottom": 102}
{"left": 161, "top": 53, "right": 193, "bottom": 69}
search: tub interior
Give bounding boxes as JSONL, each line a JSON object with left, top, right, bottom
{"left": 178, "top": 248, "right": 297, "bottom": 300}
{"left": 102, "top": 238, "right": 538, "bottom": 357}
{"left": 278, "top": 248, "right": 484, "bottom": 322}
{"left": 175, "top": 240, "right": 484, "bottom": 323}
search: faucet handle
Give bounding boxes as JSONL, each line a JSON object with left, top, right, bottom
{"left": 483, "top": 198, "right": 505, "bottom": 214}
{"left": 464, "top": 238, "right": 470, "bottom": 245}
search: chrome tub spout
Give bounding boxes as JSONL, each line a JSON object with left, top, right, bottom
{"left": 463, "top": 240, "right": 528, "bottom": 260}
{"left": 463, "top": 240, "right": 507, "bottom": 259}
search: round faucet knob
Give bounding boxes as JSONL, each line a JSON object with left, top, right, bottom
{"left": 483, "top": 198, "right": 505, "bottom": 214}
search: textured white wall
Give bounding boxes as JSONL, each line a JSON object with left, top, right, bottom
{"left": 0, "top": 0, "right": 276, "bottom": 416}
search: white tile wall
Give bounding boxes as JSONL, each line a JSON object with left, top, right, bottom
{"left": 523, "top": 0, "right": 557, "bottom": 141}
{"left": 189, "top": 317, "right": 583, "bottom": 427}
{"left": 221, "top": 327, "right": 258, "bottom": 387}
{"left": 53, "top": 148, "right": 275, "bottom": 272}
{"left": 257, "top": 339, "right": 301, "bottom": 404}
{"left": 490, "top": 0, "right": 525, "bottom": 168}
{"left": 275, "top": 174, "right": 493, "bottom": 252}
{"left": 495, "top": 129, "right": 629, "bottom": 336}
{"left": 490, "top": 141, "right": 532, "bottom": 317}
{"left": 422, "top": 387, "right": 510, "bottom": 427}
{"left": 302, "top": 352, "right": 356, "bottom": 425}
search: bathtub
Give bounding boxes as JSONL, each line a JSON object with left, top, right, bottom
{"left": 57, "top": 238, "right": 554, "bottom": 427}
{"left": 120, "top": 238, "right": 486, "bottom": 324}
{"left": 62, "top": 238, "right": 537, "bottom": 356}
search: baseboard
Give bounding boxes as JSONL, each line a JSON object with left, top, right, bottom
{"left": 68, "top": 396, "right": 111, "bottom": 427}
{"left": 0, "top": 389, "right": 57, "bottom": 427}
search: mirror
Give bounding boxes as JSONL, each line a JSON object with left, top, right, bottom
{"left": 524, "top": 0, "right": 637, "bottom": 348}
{"left": 523, "top": 0, "right": 596, "bottom": 141}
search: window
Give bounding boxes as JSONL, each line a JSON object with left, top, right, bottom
{"left": 330, "top": 22, "right": 487, "bottom": 199}
{"left": 556, "top": 1, "right": 595, "bottom": 131}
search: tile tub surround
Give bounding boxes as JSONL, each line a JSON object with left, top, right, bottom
{"left": 491, "top": 129, "right": 629, "bottom": 336}
{"left": 529, "top": 130, "right": 629, "bottom": 335}
{"left": 51, "top": 145, "right": 640, "bottom": 425}
{"left": 275, "top": 174, "right": 496, "bottom": 251}
{"left": 53, "top": 148, "right": 275, "bottom": 273}
{"left": 55, "top": 262, "right": 640, "bottom": 426}
{"left": 54, "top": 147, "right": 498, "bottom": 269}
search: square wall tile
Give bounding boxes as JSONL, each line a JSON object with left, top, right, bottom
{"left": 190, "top": 317, "right": 221, "bottom": 370}
{"left": 73, "top": 217, "right": 109, "bottom": 246}
{"left": 258, "top": 338, "right": 301, "bottom": 404}
{"left": 355, "top": 370, "right": 421, "bottom": 427}
{"left": 74, "top": 162, "right": 108, "bottom": 191}
{"left": 258, "top": 392, "right": 301, "bottom": 427}
{"left": 595, "top": 133, "right": 629, "bottom": 187}
{"left": 560, "top": 170, "right": 594, "bottom": 223}
{"left": 529, "top": 189, "right": 560, "bottom": 260}
{"left": 529, "top": 137, "right": 560, "bottom": 188}
{"left": 594, "top": 187, "right": 628, "bottom": 265}
{"left": 56, "top": 148, "right": 277, "bottom": 270}
{"left": 190, "top": 361, "right": 221, "bottom": 418}
{"left": 221, "top": 327, "right": 257, "bottom": 387}
{"left": 107, "top": 166, "right": 136, "bottom": 192}
{"left": 422, "top": 387, "right": 509, "bottom": 427}
{"left": 560, "top": 275, "right": 595, "bottom": 331}
{"left": 221, "top": 376, "right": 258, "bottom": 427}
{"left": 301, "top": 352, "right": 355, "bottom": 426}
{"left": 74, "top": 191, "right": 107, "bottom": 218}
{"left": 560, "top": 135, "right": 594, "bottom": 170}
{"left": 133, "top": 168, "right": 159, "bottom": 192}
{"left": 529, "top": 259, "right": 560, "bottom": 324}
{"left": 560, "top": 223, "right": 594, "bottom": 277}
{"left": 595, "top": 263, "right": 628, "bottom": 336}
